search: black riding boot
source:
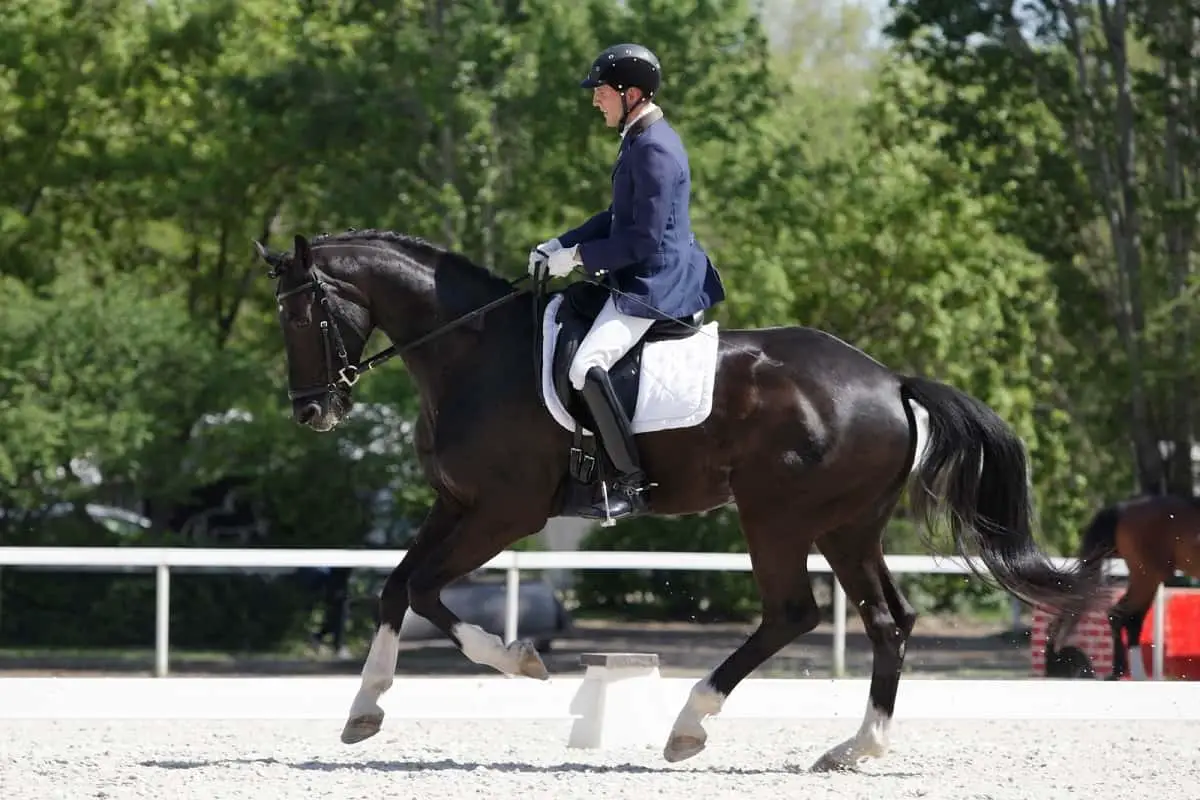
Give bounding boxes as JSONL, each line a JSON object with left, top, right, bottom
{"left": 579, "top": 365, "right": 650, "bottom": 521}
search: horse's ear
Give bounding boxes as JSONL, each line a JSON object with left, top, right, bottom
{"left": 253, "top": 239, "right": 271, "bottom": 262}
{"left": 294, "top": 234, "right": 313, "bottom": 271}
{"left": 253, "top": 239, "right": 286, "bottom": 275}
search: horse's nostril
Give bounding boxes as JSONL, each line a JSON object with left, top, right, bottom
{"left": 297, "top": 402, "right": 321, "bottom": 425}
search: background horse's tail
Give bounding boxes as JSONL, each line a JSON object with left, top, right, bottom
{"left": 1045, "top": 504, "right": 1120, "bottom": 650}
{"left": 899, "top": 375, "right": 1099, "bottom": 616}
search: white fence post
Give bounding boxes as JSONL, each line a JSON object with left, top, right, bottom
{"left": 832, "top": 579, "right": 846, "bottom": 677}
{"left": 504, "top": 560, "right": 520, "bottom": 644}
{"left": 155, "top": 563, "right": 170, "bottom": 678}
{"left": 1153, "top": 582, "right": 1166, "bottom": 680}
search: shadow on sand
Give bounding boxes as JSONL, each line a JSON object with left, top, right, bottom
{"left": 138, "top": 755, "right": 922, "bottom": 778}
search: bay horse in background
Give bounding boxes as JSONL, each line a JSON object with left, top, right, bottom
{"left": 254, "top": 228, "right": 1102, "bottom": 771}
{"left": 1048, "top": 493, "right": 1200, "bottom": 680}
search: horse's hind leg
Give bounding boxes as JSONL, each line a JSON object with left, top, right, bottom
{"left": 663, "top": 501, "right": 822, "bottom": 763}
{"left": 341, "top": 497, "right": 458, "bottom": 744}
{"left": 810, "top": 518, "right": 917, "bottom": 772}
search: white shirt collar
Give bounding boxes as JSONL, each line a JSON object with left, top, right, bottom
{"left": 620, "top": 101, "right": 660, "bottom": 140}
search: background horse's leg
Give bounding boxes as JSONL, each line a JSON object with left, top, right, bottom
{"left": 406, "top": 506, "right": 550, "bottom": 680}
{"left": 663, "top": 500, "right": 822, "bottom": 763}
{"left": 1106, "top": 592, "right": 1131, "bottom": 680}
{"left": 1107, "top": 579, "right": 1158, "bottom": 681}
{"left": 342, "top": 497, "right": 458, "bottom": 745}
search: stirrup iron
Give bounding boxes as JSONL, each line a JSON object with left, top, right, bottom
{"left": 599, "top": 481, "right": 616, "bottom": 528}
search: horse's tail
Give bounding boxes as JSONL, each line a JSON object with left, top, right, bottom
{"left": 899, "top": 375, "right": 1099, "bottom": 617}
{"left": 1045, "top": 504, "right": 1120, "bottom": 651}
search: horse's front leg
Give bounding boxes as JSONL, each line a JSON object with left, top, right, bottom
{"left": 406, "top": 503, "right": 551, "bottom": 680}
{"left": 341, "top": 496, "right": 459, "bottom": 745}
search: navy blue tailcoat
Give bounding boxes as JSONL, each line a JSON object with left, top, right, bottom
{"left": 556, "top": 114, "right": 725, "bottom": 321}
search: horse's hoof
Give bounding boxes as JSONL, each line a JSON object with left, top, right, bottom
{"left": 511, "top": 641, "right": 549, "bottom": 680}
{"left": 816, "top": 753, "right": 854, "bottom": 772}
{"left": 810, "top": 753, "right": 856, "bottom": 773}
{"left": 340, "top": 712, "right": 384, "bottom": 744}
{"left": 663, "top": 733, "right": 706, "bottom": 763}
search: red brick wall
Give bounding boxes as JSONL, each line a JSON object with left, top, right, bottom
{"left": 1030, "top": 585, "right": 1124, "bottom": 676}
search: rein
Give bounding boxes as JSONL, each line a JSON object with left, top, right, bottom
{"left": 342, "top": 274, "right": 533, "bottom": 388}
{"left": 276, "top": 267, "right": 531, "bottom": 400}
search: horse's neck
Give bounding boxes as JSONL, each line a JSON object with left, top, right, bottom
{"left": 368, "top": 252, "right": 518, "bottom": 392}
{"left": 367, "top": 258, "right": 437, "bottom": 339}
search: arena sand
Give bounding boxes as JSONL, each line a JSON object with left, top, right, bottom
{"left": 0, "top": 717, "right": 1193, "bottom": 800}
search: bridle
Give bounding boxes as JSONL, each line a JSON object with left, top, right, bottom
{"left": 274, "top": 270, "right": 366, "bottom": 402}
{"left": 272, "top": 263, "right": 534, "bottom": 403}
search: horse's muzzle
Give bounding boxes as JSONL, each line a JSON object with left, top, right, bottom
{"left": 293, "top": 390, "right": 350, "bottom": 432}
{"left": 295, "top": 401, "right": 323, "bottom": 427}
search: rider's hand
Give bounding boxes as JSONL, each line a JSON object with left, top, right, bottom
{"left": 546, "top": 245, "right": 580, "bottom": 278}
{"left": 527, "top": 237, "right": 562, "bottom": 276}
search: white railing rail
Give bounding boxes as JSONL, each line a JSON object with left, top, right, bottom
{"left": 0, "top": 547, "right": 1159, "bottom": 680}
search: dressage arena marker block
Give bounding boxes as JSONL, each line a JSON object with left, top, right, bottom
{"left": 567, "top": 652, "right": 667, "bottom": 749}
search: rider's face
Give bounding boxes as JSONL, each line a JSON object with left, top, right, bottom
{"left": 592, "top": 85, "right": 643, "bottom": 128}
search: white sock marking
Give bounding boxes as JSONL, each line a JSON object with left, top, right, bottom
{"left": 454, "top": 622, "right": 517, "bottom": 674}
{"left": 1128, "top": 645, "right": 1148, "bottom": 680}
{"left": 669, "top": 678, "right": 726, "bottom": 741}
{"left": 347, "top": 625, "right": 400, "bottom": 719}
{"left": 821, "top": 701, "right": 891, "bottom": 767}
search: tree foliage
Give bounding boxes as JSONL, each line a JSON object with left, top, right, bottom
{"left": 884, "top": 0, "right": 1200, "bottom": 498}
{"left": 3, "top": 0, "right": 1190, "bottom": 635}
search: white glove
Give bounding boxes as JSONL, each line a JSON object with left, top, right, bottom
{"left": 527, "top": 237, "right": 562, "bottom": 276}
{"left": 546, "top": 245, "right": 581, "bottom": 277}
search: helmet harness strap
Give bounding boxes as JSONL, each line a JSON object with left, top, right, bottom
{"left": 617, "top": 88, "right": 649, "bottom": 134}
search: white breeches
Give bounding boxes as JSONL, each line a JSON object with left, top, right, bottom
{"left": 569, "top": 296, "right": 656, "bottom": 391}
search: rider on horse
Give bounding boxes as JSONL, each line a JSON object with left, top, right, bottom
{"left": 528, "top": 43, "right": 726, "bottom": 521}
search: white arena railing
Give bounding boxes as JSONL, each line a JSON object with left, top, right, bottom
{"left": 0, "top": 547, "right": 1158, "bottom": 680}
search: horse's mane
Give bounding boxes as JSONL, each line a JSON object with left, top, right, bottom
{"left": 311, "top": 228, "right": 515, "bottom": 294}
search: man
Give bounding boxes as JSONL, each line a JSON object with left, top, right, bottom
{"left": 528, "top": 42, "right": 726, "bottom": 521}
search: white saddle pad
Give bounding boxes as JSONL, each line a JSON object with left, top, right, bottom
{"left": 539, "top": 293, "right": 720, "bottom": 436}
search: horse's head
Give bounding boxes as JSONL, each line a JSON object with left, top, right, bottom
{"left": 255, "top": 234, "right": 371, "bottom": 432}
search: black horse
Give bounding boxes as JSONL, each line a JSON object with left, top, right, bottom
{"left": 255, "top": 228, "right": 1099, "bottom": 771}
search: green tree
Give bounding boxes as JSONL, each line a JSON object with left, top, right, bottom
{"left": 884, "top": 0, "right": 1200, "bottom": 498}
{"left": 0, "top": 271, "right": 232, "bottom": 516}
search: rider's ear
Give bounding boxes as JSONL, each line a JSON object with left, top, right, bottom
{"left": 293, "top": 234, "right": 313, "bottom": 273}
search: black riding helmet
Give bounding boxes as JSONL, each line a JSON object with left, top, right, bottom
{"left": 580, "top": 43, "right": 661, "bottom": 131}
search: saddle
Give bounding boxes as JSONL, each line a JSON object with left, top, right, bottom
{"left": 547, "top": 280, "right": 701, "bottom": 503}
